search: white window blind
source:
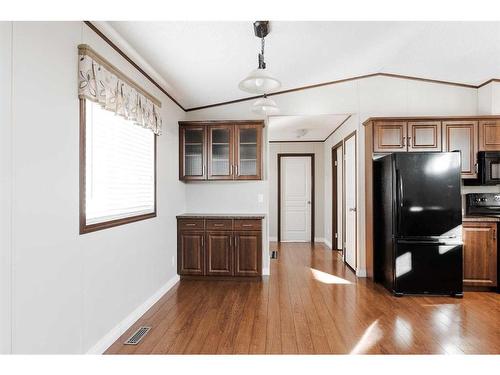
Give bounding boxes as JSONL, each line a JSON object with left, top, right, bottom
{"left": 85, "top": 100, "right": 155, "bottom": 225}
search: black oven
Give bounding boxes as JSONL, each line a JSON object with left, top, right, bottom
{"left": 478, "top": 151, "right": 500, "bottom": 185}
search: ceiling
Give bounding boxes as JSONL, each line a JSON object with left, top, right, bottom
{"left": 268, "top": 115, "right": 350, "bottom": 142}
{"left": 109, "top": 21, "right": 500, "bottom": 109}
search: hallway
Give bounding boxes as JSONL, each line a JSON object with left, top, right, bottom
{"left": 106, "top": 242, "right": 500, "bottom": 354}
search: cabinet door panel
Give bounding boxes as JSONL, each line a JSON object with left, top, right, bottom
{"left": 178, "top": 231, "right": 205, "bottom": 275}
{"left": 463, "top": 222, "right": 497, "bottom": 287}
{"left": 208, "top": 125, "right": 234, "bottom": 180}
{"left": 234, "top": 231, "right": 262, "bottom": 276}
{"left": 235, "top": 125, "right": 263, "bottom": 180}
{"left": 479, "top": 120, "right": 500, "bottom": 151}
{"left": 408, "top": 121, "right": 441, "bottom": 152}
{"left": 180, "top": 126, "right": 207, "bottom": 180}
{"left": 442, "top": 121, "right": 478, "bottom": 179}
{"left": 373, "top": 121, "right": 407, "bottom": 152}
{"left": 206, "top": 231, "right": 233, "bottom": 276}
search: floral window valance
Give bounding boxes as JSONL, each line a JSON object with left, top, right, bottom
{"left": 78, "top": 44, "right": 162, "bottom": 135}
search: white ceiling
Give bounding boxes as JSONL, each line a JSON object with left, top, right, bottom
{"left": 109, "top": 21, "right": 500, "bottom": 109}
{"left": 268, "top": 114, "right": 350, "bottom": 142}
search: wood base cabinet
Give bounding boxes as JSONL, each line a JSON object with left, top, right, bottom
{"left": 177, "top": 216, "right": 263, "bottom": 279}
{"left": 463, "top": 222, "right": 498, "bottom": 287}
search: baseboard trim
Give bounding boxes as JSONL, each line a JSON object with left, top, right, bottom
{"left": 262, "top": 267, "right": 270, "bottom": 275}
{"left": 269, "top": 236, "right": 277, "bottom": 242}
{"left": 314, "top": 237, "right": 325, "bottom": 243}
{"left": 356, "top": 268, "right": 367, "bottom": 278}
{"left": 324, "top": 238, "right": 332, "bottom": 249}
{"left": 86, "top": 274, "right": 180, "bottom": 354}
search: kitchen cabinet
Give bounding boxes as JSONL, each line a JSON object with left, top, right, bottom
{"left": 442, "top": 121, "right": 478, "bottom": 179}
{"left": 373, "top": 121, "right": 441, "bottom": 153}
{"left": 179, "top": 125, "right": 207, "bottom": 180}
{"left": 407, "top": 121, "right": 442, "bottom": 152}
{"left": 206, "top": 231, "right": 233, "bottom": 276}
{"left": 373, "top": 121, "right": 407, "bottom": 152}
{"left": 178, "top": 231, "right": 205, "bottom": 275}
{"left": 207, "top": 124, "right": 234, "bottom": 180}
{"left": 479, "top": 120, "right": 500, "bottom": 151}
{"left": 177, "top": 215, "right": 263, "bottom": 279}
{"left": 463, "top": 222, "right": 498, "bottom": 287}
{"left": 234, "top": 231, "right": 262, "bottom": 276}
{"left": 235, "top": 124, "right": 263, "bottom": 180}
{"left": 179, "top": 121, "right": 264, "bottom": 181}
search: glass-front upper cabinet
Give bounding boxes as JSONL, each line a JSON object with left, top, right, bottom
{"left": 179, "top": 121, "right": 263, "bottom": 181}
{"left": 180, "top": 126, "right": 206, "bottom": 180}
{"left": 208, "top": 125, "right": 234, "bottom": 180}
{"left": 235, "top": 124, "right": 263, "bottom": 180}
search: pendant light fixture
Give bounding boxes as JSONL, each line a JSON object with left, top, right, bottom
{"left": 239, "top": 21, "right": 281, "bottom": 115}
{"left": 239, "top": 21, "right": 281, "bottom": 94}
{"left": 251, "top": 94, "right": 279, "bottom": 115}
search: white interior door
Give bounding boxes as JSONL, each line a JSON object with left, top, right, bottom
{"left": 336, "top": 146, "right": 343, "bottom": 250}
{"left": 281, "top": 157, "right": 312, "bottom": 242}
{"left": 344, "top": 135, "right": 356, "bottom": 269}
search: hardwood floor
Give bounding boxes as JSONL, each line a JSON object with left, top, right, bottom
{"left": 105, "top": 242, "right": 500, "bottom": 354}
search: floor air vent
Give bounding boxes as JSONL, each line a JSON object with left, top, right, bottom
{"left": 124, "top": 326, "right": 151, "bottom": 345}
{"left": 271, "top": 250, "right": 278, "bottom": 259}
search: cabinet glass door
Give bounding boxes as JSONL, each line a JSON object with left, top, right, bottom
{"left": 236, "top": 125, "right": 262, "bottom": 179}
{"left": 208, "top": 125, "right": 233, "bottom": 179}
{"left": 182, "top": 127, "right": 206, "bottom": 179}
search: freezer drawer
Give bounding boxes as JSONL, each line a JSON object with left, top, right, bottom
{"left": 394, "top": 241, "right": 463, "bottom": 295}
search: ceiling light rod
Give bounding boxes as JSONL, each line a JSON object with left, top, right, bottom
{"left": 254, "top": 21, "right": 269, "bottom": 69}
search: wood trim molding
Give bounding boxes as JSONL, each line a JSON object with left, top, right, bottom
{"left": 84, "top": 21, "right": 185, "bottom": 111}
{"left": 179, "top": 120, "right": 265, "bottom": 127}
{"left": 185, "top": 73, "right": 483, "bottom": 112}
{"left": 277, "top": 153, "right": 315, "bottom": 243}
{"left": 331, "top": 141, "right": 343, "bottom": 251}
{"left": 363, "top": 115, "right": 500, "bottom": 126}
{"left": 79, "top": 98, "right": 157, "bottom": 234}
{"left": 342, "top": 131, "right": 357, "bottom": 270}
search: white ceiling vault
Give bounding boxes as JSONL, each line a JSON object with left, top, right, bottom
{"left": 108, "top": 21, "right": 500, "bottom": 109}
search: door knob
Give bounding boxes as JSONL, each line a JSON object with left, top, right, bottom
{"left": 349, "top": 207, "right": 356, "bottom": 212}
{"left": 307, "top": 201, "right": 311, "bottom": 204}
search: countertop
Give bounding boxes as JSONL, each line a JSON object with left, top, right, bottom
{"left": 463, "top": 216, "right": 500, "bottom": 222}
{"left": 177, "top": 213, "right": 266, "bottom": 219}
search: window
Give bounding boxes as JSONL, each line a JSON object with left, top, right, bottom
{"left": 80, "top": 99, "right": 156, "bottom": 233}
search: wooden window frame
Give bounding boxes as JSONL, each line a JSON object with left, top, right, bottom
{"left": 79, "top": 98, "right": 157, "bottom": 234}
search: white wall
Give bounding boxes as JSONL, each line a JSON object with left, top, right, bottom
{"left": 187, "top": 75, "right": 478, "bottom": 277}
{"left": 268, "top": 142, "right": 324, "bottom": 242}
{"left": 0, "top": 21, "right": 13, "bottom": 354}
{"left": 7, "top": 22, "right": 186, "bottom": 354}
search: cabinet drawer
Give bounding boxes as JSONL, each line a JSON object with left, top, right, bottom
{"left": 178, "top": 219, "right": 204, "bottom": 230}
{"left": 234, "top": 219, "right": 261, "bottom": 231}
{"left": 206, "top": 219, "right": 233, "bottom": 230}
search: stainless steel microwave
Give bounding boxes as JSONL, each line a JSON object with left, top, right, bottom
{"left": 478, "top": 151, "right": 500, "bottom": 185}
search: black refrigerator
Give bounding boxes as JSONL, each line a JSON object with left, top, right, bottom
{"left": 374, "top": 152, "right": 463, "bottom": 297}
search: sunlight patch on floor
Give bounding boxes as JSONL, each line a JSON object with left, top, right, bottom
{"left": 350, "top": 319, "right": 383, "bottom": 354}
{"left": 310, "top": 268, "right": 351, "bottom": 284}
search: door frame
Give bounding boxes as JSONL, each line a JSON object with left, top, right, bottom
{"left": 277, "top": 153, "right": 315, "bottom": 243}
{"left": 343, "top": 131, "right": 357, "bottom": 269}
{"left": 331, "top": 141, "right": 343, "bottom": 251}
